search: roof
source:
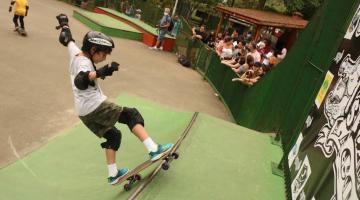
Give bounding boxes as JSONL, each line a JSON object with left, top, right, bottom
{"left": 216, "top": 6, "right": 308, "bottom": 29}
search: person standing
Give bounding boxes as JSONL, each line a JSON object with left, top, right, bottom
{"left": 170, "top": 15, "right": 182, "bottom": 38}
{"left": 149, "top": 8, "right": 172, "bottom": 50}
{"left": 9, "top": 0, "right": 29, "bottom": 32}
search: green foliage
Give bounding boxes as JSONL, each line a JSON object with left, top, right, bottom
{"left": 183, "top": 0, "right": 219, "bottom": 13}
{"left": 283, "top": 0, "right": 323, "bottom": 19}
{"left": 232, "top": 0, "right": 321, "bottom": 18}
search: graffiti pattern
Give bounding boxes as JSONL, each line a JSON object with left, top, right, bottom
{"left": 314, "top": 54, "right": 360, "bottom": 200}
{"left": 292, "top": 156, "right": 312, "bottom": 200}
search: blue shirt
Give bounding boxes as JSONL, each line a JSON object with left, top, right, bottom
{"left": 159, "top": 15, "right": 171, "bottom": 30}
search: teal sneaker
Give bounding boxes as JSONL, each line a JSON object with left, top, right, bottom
{"left": 108, "top": 167, "right": 129, "bottom": 185}
{"left": 149, "top": 143, "right": 174, "bottom": 161}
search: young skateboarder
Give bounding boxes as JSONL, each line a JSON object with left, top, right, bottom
{"left": 9, "top": 0, "right": 29, "bottom": 34}
{"left": 55, "top": 14, "right": 173, "bottom": 185}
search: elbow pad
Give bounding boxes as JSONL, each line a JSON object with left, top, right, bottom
{"left": 74, "top": 71, "right": 92, "bottom": 90}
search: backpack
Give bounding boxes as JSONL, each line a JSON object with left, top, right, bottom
{"left": 178, "top": 55, "right": 191, "bottom": 68}
{"left": 167, "top": 17, "right": 174, "bottom": 32}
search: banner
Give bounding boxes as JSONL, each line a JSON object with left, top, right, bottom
{"left": 289, "top": 5, "right": 360, "bottom": 200}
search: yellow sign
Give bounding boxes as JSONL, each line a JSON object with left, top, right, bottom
{"left": 315, "top": 71, "right": 334, "bottom": 108}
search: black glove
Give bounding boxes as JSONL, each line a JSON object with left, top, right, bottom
{"left": 59, "top": 27, "right": 74, "bottom": 46}
{"left": 96, "top": 62, "right": 119, "bottom": 79}
{"left": 56, "top": 14, "right": 69, "bottom": 29}
{"left": 8, "top": 6, "right": 12, "bottom": 12}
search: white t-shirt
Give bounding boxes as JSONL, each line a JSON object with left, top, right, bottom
{"left": 248, "top": 50, "right": 261, "bottom": 63}
{"left": 277, "top": 48, "right": 287, "bottom": 60}
{"left": 68, "top": 42, "right": 107, "bottom": 116}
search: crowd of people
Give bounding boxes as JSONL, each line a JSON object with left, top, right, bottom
{"left": 191, "top": 25, "right": 288, "bottom": 86}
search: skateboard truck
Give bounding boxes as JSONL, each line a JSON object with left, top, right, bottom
{"left": 121, "top": 152, "right": 179, "bottom": 191}
{"left": 124, "top": 174, "right": 142, "bottom": 191}
{"left": 161, "top": 152, "right": 179, "bottom": 170}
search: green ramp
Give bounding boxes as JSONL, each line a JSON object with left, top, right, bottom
{"left": 0, "top": 94, "right": 284, "bottom": 199}
{"left": 73, "top": 10, "right": 142, "bottom": 41}
{"left": 0, "top": 94, "right": 192, "bottom": 200}
{"left": 96, "top": 7, "right": 174, "bottom": 39}
{"left": 138, "top": 113, "right": 285, "bottom": 200}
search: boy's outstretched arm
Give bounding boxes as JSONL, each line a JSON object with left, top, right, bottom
{"left": 55, "top": 14, "right": 75, "bottom": 47}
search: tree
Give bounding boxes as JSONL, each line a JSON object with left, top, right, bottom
{"left": 181, "top": 0, "right": 220, "bottom": 20}
{"left": 283, "top": 0, "right": 323, "bottom": 19}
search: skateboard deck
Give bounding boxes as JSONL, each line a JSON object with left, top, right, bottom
{"left": 114, "top": 148, "right": 179, "bottom": 191}
{"left": 119, "top": 112, "right": 199, "bottom": 192}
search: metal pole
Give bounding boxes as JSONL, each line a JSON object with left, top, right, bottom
{"left": 172, "top": 0, "right": 179, "bottom": 17}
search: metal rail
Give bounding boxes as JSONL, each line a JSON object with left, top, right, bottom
{"left": 127, "top": 112, "right": 199, "bottom": 200}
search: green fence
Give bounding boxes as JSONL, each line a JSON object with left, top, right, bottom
{"left": 192, "top": 0, "right": 359, "bottom": 199}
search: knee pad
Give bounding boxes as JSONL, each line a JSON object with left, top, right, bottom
{"left": 118, "top": 107, "right": 145, "bottom": 130}
{"left": 101, "top": 128, "right": 122, "bottom": 151}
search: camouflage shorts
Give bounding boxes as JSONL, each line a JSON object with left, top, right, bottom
{"left": 79, "top": 101, "right": 123, "bottom": 138}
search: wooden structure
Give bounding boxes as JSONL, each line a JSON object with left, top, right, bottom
{"left": 215, "top": 6, "right": 308, "bottom": 48}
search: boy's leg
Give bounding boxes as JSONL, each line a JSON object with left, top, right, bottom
{"left": 131, "top": 123, "right": 150, "bottom": 142}
{"left": 13, "top": 15, "right": 19, "bottom": 30}
{"left": 118, "top": 107, "right": 173, "bottom": 160}
{"left": 159, "top": 40, "right": 165, "bottom": 49}
{"left": 19, "top": 16, "right": 24, "bottom": 29}
{"left": 102, "top": 128, "right": 129, "bottom": 184}
{"left": 118, "top": 107, "right": 156, "bottom": 150}
{"left": 150, "top": 39, "right": 161, "bottom": 49}
{"left": 105, "top": 148, "right": 116, "bottom": 165}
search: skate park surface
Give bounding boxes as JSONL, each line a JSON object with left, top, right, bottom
{"left": 0, "top": 95, "right": 284, "bottom": 200}
{"left": 0, "top": 0, "right": 284, "bottom": 199}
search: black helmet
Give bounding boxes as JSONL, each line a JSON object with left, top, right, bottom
{"left": 81, "top": 31, "right": 114, "bottom": 54}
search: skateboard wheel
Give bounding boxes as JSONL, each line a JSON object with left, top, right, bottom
{"left": 162, "top": 162, "right": 170, "bottom": 170}
{"left": 124, "top": 183, "right": 132, "bottom": 191}
{"left": 172, "top": 152, "right": 179, "bottom": 159}
{"left": 135, "top": 174, "right": 142, "bottom": 181}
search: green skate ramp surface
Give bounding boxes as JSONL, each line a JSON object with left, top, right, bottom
{"left": 96, "top": 7, "right": 174, "bottom": 39}
{"left": 73, "top": 10, "right": 142, "bottom": 41}
{"left": 0, "top": 95, "right": 284, "bottom": 200}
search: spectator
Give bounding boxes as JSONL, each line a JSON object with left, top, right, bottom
{"left": 206, "top": 31, "right": 216, "bottom": 48}
{"left": 125, "top": 4, "right": 131, "bottom": 15}
{"left": 134, "top": 8, "right": 141, "bottom": 20}
{"left": 120, "top": 0, "right": 128, "bottom": 13}
{"left": 216, "top": 36, "right": 234, "bottom": 60}
{"left": 269, "top": 52, "right": 279, "bottom": 67}
{"left": 221, "top": 56, "right": 245, "bottom": 73}
{"left": 191, "top": 25, "right": 207, "bottom": 43}
{"left": 80, "top": 0, "right": 88, "bottom": 9}
{"left": 277, "top": 47, "right": 287, "bottom": 60}
{"left": 231, "top": 29, "right": 240, "bottom": 45}
{"left": 215, "top": 32, "right": 223, "bottom": 48}
{"left": 149, "top": 7, "right": 171, "bottom": 50}
{"left": 245, "top": 31, "right": 253, "bottom": 42}
{"left": 233, "top": 69, "right": 260, "bottom": 86}
{"left": 247, "top": 42, "right": 261, "bottom": 63}
{"left": 170, "top": 15, "right": 182, "bottom": 38}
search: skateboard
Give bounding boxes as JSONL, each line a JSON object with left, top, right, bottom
{"left": 117, "top": 112, "right": 199, "bottom": 192}
{"left": 16, "top": 28, "right": 27, "bottom": 36}
{"left": 114, "top": 148, "right": 179, "bottom": 191}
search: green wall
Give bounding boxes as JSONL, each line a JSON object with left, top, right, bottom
{"left": 195, "top": 0, "right": 359, "bottom": 151}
